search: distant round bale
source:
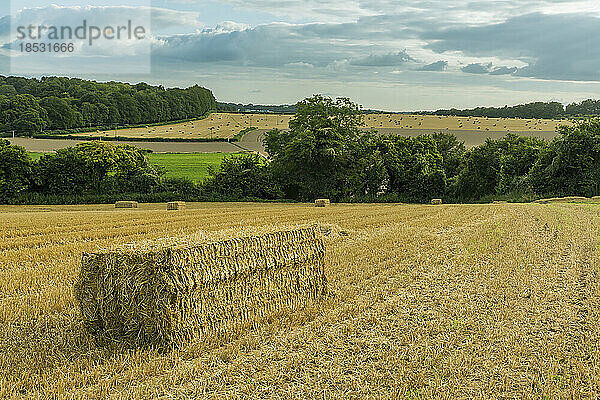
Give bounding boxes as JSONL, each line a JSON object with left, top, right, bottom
{"left": 315, "top": 199, "right": 331, "bottom": 207}
{"left": 115, "top": 201, "right": 138, "bottom": 209}
{"left": 431, "top": 199, "right": 443, "bottom": 205}
{"left": 167, "top": 201, "right": 186, "bottom": 211}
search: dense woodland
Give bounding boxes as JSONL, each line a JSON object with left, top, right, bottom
{"left": 0, "top": 76, "right": 216, "bottom": 135}
{"left": 427, "top": 100, "right": 600, "bottom": 119}
{"left": 2, "top": 95, "right": 600, "bottom": 205}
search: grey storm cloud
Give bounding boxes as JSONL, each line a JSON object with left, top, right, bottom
{"left": 154, "top": 22, "right": 418, "bottom": 68}
{"left": 154, "top": 24, "right": 337, "bottom": 66}
{"left": 417, "top": 60, "right": 447, "bottom": 71}
{"left": 461, "top": 63, "right": 492, "bottom": 74}
{"left": 349, "top": 50, "right": 414, "bottom": 66}
{"left": 425, "top": 12, "right": 600, "bottom": 81}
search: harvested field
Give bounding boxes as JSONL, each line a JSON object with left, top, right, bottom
{"left": 67, "top": 113, "right": 570, "bottom": 141}
{"left": 1, "top": 202, "right": 600, "bottom": 398}
{"left": 71, "top": 113, "right": 292, "bottom": 140}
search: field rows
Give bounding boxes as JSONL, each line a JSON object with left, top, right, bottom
{"left": 0, "top": 203, "right": 599, "bottom": 398}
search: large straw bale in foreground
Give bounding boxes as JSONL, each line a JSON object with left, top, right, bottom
{"left": 74, "top": 227, "right": 327, "bottom": 348}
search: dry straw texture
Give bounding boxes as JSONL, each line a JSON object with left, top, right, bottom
{"left": 74, "top": 226, "right": 327, "bottom": 348}
{"left": 115, "top": 201, "right": 138, "bottom": 209}
{"left": 431, "top": 199, "right": 443, "bottom": 205}
{"left": 315, "top": 199, "right": 331, "bottom": 207}
{"left": 6, "top": 202, "right": 600, "bottom": 398}
{"left": 167, "top": 201, "right": 186, "bottom": 211}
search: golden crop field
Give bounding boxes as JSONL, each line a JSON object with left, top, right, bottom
{"left": 365, "top": 114, "right": 571, "bottom": 132}
{"left": 72, "top": 113, "right": 292, "bottom": 140}
{"left": 1, "top": 202, "right": 599, "bottom": 398}
{"left": 70, "top": 113, "right": 572, "bottom": 141}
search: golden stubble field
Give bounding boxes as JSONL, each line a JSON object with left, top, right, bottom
{"left": 1, "top": 202, "right": 599, "bottom": 398}
{"left": 72, "top": 114, "right": 292, "bottom": 140}
{"left": 70, "top": 113, "right": 572, "bottom": 141}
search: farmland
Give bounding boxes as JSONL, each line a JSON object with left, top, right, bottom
{"left": 70, "top": 113, "right": 292, "bottom": 140}
{"left": 69, "top": 112, "right": 571, "bottom": 142}
{"left": 1, "top": 202, "right": 599, "bottom": 398}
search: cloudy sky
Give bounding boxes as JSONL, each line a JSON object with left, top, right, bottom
{"left": 1, "top": 1, "right": 600, "bottom": 110}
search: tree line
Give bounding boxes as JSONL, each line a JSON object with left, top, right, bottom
{"left": 426, "top": 99, "right": 600, "bottom": 119}
{"left": 2, "top": 95, "right": 600, "bottom": 204}
{"left": 0, "top": 76, "right": 216, "bottom": 135}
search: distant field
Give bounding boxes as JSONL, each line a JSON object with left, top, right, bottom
{"left": 70, "top": 113, "right": 291, "bottom": 140}
{"left": 364, "top": 114, "right": 571, "bottom": 132}
{"left": 29, "top": 152, "right": 242, "bottom": 182}
{"left": 68, "top": 112, "right": 572, "bottom": 141}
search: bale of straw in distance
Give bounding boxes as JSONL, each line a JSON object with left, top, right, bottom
{"left": 315, "top": 199, "right": 330, "bottom": 207}
{"left": 74, "top": 226, "right": 327, "bottom": 348}
{"left": 167, "top": 201, "right": 186, "bottom": 211}
{"left": 431, "top": 199, "right": 443, "bottom": 205}
{"left": 115, "top": 201, "right": 138, "bottom": 209}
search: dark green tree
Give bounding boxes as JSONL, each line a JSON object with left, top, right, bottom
{"left": 265, "top": 95, "right": 378, "bottom": 200}
{"left": 529, "top": 120, "right": 600, "bottom": 197}
{"left": 376, "top": 135, "right": 446, "bottom": 201}
{"left": 0, "top": 139, "right": 33, "bottom": 199}
{"left": 1, "top": 94, "right": 47, "bottom": 133}
{"left": 35, "top": 141, "right": 160, "bottom": 195}
{"left": 207, "top": 154, "right": 281, "bottom": 199}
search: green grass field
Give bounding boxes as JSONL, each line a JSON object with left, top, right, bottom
{"left": 147, "top": 153, "right": 243, "bottom": 182}
{"left": 29, "top": 152, "right": 243, "bottom": 182}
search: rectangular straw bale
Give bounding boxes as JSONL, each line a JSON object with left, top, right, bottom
{"left": 167, "top": 201, "right": 186, "bottom": 210}
{"left": 115, "top": 201, "right": 138, "bottom": 209}
{"left": 74, "top": 227, "right": 326, "bottom": 348}
{"left": 431, "top": 199, "right": 443, "bottom": 205}
{"left": 315, "top": 199, "right": 330, "bottom": 207}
